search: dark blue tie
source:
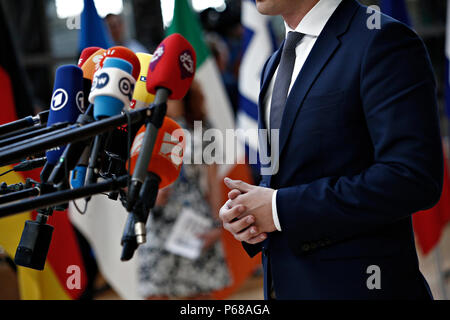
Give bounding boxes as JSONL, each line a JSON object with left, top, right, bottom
{"left": 270, "top": 31, "right": 304, "bottom": 131}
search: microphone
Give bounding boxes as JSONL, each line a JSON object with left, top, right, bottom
{"left": 13, "top": 157, "right": 47, "bottom": 172}
{"left": 81, "top": 48, "right": 106, "bottom": 81}
{"left": 41, "top": 65, "right": 84, "bottom": 182}
{"left": 78, "top": 47, "right": 104, "bottom": 113}
{"left": 50, "top": 50, "right": 140, "bottom": 188}
{"left": 128, "top": 117, "right": 185, "bottom": 189}
{"left": 69, "top": 145, "right": 90, "bottom": 189}
{"left": 0, "top": 110, "right": 49, "bottom": 138}
{"left": 121, "top": 117, "right": 185, "bottom": 260}
{"left": 81, "top": 56, "right": 137, "bottom": 189}
{"left": 129, "top": 53, "right": 154, "bottom": 110}
{"left": 146, "top": 33, "right": 196, "bottom": 100}
{"left": 89, "top": 57, "right": 136, "bottom": 120}
{"left": 15, "top": 65, "right": 83, "bottom": 270}
{"left": 57, "top": 48, "right": 107, "bottom": 187}
{"left": 127, "top": 33, "right": 196, "bottom": 211}
{"left": 97, "top": 46, "right": 141, "bottom": 81}
{"left": 78, "top": 46, "right": 102, "bottom": 67}
{"left": 15, "top": 213, "right": 53, "bottom": 270}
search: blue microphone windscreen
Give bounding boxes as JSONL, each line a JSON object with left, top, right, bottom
{"left": 46, "top": 65, "right": 84, "bottom": 164}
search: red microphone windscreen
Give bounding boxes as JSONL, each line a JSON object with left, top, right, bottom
{"left": 146, "top": 33, "right": 196, "bottom": 100}
{"left": 128, "top": 117, "right": 185, "bottom": 189}
{"left": 78, "top": 47, "right": 102, "bottom": 67}
{"left": 97, "top": 46, "right": 141, "bottom": 80}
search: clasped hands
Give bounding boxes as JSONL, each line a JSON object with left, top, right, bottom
{"left": 219, "top": 177, "right": 276, "bottom": 244}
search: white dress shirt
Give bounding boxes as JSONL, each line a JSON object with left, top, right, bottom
{"left": 264, "top": 0, "right": 343, "bottom": 231}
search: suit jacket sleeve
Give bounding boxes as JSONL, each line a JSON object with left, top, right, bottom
{"left": 276, "top": 22, "right": 444, "bottom": 255}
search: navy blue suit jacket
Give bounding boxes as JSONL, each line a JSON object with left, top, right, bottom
{"left": 243, "top": 0, "right": 444, "bottom": 299}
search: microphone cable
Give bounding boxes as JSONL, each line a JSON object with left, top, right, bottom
{"left": 0, "top": 157, "right": 47, "bottom": 177}
{"left": 0, "top": 168, "right": 13, "bottom": 177}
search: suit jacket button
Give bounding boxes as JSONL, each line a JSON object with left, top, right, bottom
{"left": 301, "top": 244, "right": 310, "bottom": 252}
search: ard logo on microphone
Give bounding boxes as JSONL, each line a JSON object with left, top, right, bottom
{"left": 51, "top": 88, "right": 68, "bottom": 111}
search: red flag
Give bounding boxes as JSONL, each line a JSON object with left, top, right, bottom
{"left": 413, "top": 151, "right": 450, "bottom": 255}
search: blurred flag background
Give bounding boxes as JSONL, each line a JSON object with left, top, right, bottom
{"left": 0, "top": 0, "right": 449, "bottom": 300}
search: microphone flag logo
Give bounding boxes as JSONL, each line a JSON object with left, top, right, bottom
{"left": 150, "top": 44, "right": 165, "bottom": 71}
{"left": 51, "top": 88, "right": 68, "bottom": 111}
{"left": 179, "top": 50, "right": 194, "bottom": 79}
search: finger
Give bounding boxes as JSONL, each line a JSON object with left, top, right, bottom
{"left": 234, "top": 225, "right": 263, "bottom": 242}
{"left": 225, "top": 192, "right": 241, "bottom": 209}
{"left": 245, "top": 233, "right": 267, "bottom": 245}
{"left": 225, "top": 215, "right": 255, "bottom": 234}
{"left": 225, "top": 199, "right": 233, "bottom": 209}
{"left": 228, "top": 189, "right": 241, "bottom": 200}
{"left": 224, "top": 177, "right": 253, "bottom": 193}
{"left": 219, "top": 204, "right": 245, "bottom": 223}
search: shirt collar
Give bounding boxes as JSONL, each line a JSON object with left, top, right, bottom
{"left": 284, "top": 0, "right": 343, "bottom": 38}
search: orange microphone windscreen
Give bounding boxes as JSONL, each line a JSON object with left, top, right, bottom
{"left": 128, "top": 117, "right": 185, "bottom": 189}
{"left": 78, "top": 47, "right": 102, "bottom": 67}
{"left": 81, "top": 48, "right": 106, "bottom": 80}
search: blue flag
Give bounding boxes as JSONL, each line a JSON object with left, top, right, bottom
{"left": 380, "top": 0, "right": 412, "bottom": 26}
{"left": 237, "top": 0, "right": 277, "bottom": 166}
{"left": 79, "top": 0, "right": 113, "bottom": 50}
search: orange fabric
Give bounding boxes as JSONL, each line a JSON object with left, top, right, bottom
{"left": 212, "top": 164, "right": 261, "bottom": 299}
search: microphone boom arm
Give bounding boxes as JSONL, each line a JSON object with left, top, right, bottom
{"left": 127, "top": 88, "right": 169, "bottom": 210}
{"left": 0, "top": 107, "right": 151, "bottom": 167}
{"left": 0, "top": 175, "right": 128, "bottom": 218}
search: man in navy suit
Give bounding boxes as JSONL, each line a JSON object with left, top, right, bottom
{"left": 219, "top": 0, "right": 443, "bottom": 299}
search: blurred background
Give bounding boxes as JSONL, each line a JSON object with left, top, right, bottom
{"left": 0, "top": 0, "right": 449, "bottom": 300}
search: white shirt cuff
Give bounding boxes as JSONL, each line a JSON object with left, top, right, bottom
{"left": 272, "top": 190, "right": 282, "bottom": 231}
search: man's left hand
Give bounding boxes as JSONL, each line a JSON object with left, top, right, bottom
{"left": 219, "top": 177, "right": 276, "bottom": 244}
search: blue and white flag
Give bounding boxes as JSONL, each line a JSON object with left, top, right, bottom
{"left": 237, "top": 0, "right": 276, "bottom": 157}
